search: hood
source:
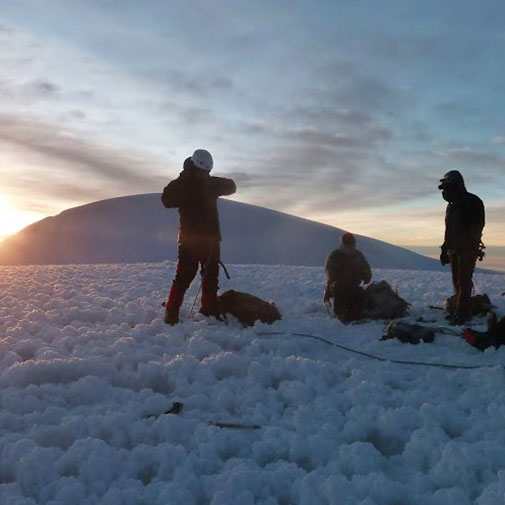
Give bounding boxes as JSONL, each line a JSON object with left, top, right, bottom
{"left": 338, "top": 244, "right": 357, "bottom": 255}
{"left": 438, "top": 170, "right": 466, "bottom": 191}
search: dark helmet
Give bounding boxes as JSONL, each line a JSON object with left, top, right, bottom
{"left": 438, "top": 170, "right": 465, "bottom": 190}
{"left": 340, "top": 232, "right": 356, "bottom": 247}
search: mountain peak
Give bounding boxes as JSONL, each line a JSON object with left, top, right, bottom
{"left": 0, "top": 194, "right": 441, "bottom": 270}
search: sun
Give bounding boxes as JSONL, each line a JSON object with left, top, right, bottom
{"left": 0, "top": 195, "right": 42, "bottom": 241}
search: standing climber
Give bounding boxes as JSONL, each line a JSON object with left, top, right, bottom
{"left": 439, "top": 170, "right": 485, "bottom": 325}
{"left": 162, "top": 149, "right": 236, "bottom": 324}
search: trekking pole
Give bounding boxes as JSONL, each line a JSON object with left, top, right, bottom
{"left": 219, "top": 261, "right": 231, "bottom": 280}
{"left": 188, "top": 280, "right": 202, "bottom": 318}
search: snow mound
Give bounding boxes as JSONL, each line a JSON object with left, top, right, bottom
{"left": 0, "top": 194, "right": 443, "bottom": 270}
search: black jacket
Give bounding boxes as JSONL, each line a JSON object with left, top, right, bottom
{"left": 442, "top": 183, "right": 485, "bottom": 255}
{"left": 161, "top": 168, "right": 236, "bottom": 243}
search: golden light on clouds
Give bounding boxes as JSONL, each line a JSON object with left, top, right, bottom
{"left": 308, "top": 205, "right": 446, "bottom": 247}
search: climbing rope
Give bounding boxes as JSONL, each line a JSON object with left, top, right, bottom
{"left": 255, "top": 330, "right": 503, "bottom": 370}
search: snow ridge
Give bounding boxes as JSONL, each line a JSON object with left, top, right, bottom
{"left": 0, "top": 194, "right": 443, "bottom": 271}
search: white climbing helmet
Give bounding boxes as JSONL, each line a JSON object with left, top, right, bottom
{"left": 191, "top": 149, "right": 213, "bottom": 171}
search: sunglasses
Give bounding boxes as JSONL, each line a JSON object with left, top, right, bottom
{"left": 438, "top": 180, "right": 454, "bottom": 190}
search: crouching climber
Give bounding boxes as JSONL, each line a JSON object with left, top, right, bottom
{"left": 324, "top": 233, "right": 372, "bottom": 323}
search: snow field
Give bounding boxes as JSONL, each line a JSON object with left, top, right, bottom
{"left": 1, "top": 262, "right": 505, "bottom": 505}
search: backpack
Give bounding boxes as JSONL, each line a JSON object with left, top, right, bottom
{"left": 362, "top": 281, "right": 410, "bottom": 320}
{"left": 463, "top": 311, "right": 505, "bottom": 350}
{"left": 218, "top": 290, "right": 282, "bottom": 326}
{"left": 381, "top": 320, "right": 435, "bottom": 344}
{"left": 445, "top": 293, "right": 493, "bottom": 318}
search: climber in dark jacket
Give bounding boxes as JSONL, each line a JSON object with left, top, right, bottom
{"left": 439, "top": 170, "right": 485, "bottom": 325}
{"left": 161, "top": 149, "right": 236, "bottom": 324}
{"left": 324, "top": 232, "right": 372, "bottom": 323}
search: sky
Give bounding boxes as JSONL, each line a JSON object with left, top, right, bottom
{"left": 0, "top": 0, "right": 504, "bottom": 246}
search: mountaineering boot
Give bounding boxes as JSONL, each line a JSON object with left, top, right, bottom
{"left": 164, "top": 306, "right": 179, "bottom": 325}
{"left": 199, "top": 291, "right": 222, "bottom": 320}
{"left": 164, "top": 284, "right": 185, "bottom": 325}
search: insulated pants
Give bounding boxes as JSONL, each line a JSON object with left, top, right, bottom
{"left": 173, "top": 240, "right": 220, "bottom": 295}
{"left": 449, "top": 252, "right": 477, "bottom": 323}
{"left": 332, "top": 282, "right": 365, "bottom": 323}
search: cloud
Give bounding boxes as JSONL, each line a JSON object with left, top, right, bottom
{"left": 436, "top": 145, "right": 505, "bottom": 174}
{"left": 435, "top": 101, "right": 480, "bottom": 120}
{"left": 0, "top": 114, "right": 165, "bottom": 182}
{"left": 286, "top": 128, "right": 372, "bottom": 150}
{"left": 314, "top": 60, "right": 409, "bottom": 113}
{"left": 29, "top": 79, "right": 60, "bottom": 96}
{"left": 227, "top": 143, "right": 438, "bottom": 218}
{"left": 480, "top": 204, "right": 505, "bottom": 245}
{"left": 0, "top": 78, "right": 62, "bottom": 106}
{"left": 492, "top": 135, "right": 505, "bottom": 144}
{"left": 486, "top": 205, "right": 505, "bottom": 221}
{"left": 367, "top": 33, "right": 486, "bottom": 68}
{"left": 286, "top": 107, "right": 376, "bottom": 129}
{"left": 152, "top": 69, "right": 234, "bottom": 96}
{"left": 159, "top": 101, "right": 215, "bottom": 126}
{"left": 67, "top": 109, "right": 87, "bottom": 120}
{"left": 219, "top": 91, "right": 439, "bottom": 218}
{"left": 0, "top": 114, "right": 170, "bottom": 210}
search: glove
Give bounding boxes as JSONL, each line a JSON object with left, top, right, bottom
{"left": 440, "top": 249, "right": 450, "bottom": 265}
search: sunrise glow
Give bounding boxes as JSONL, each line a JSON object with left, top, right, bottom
{"left": 0, "top": 195, "right": 40, "bottom": 240}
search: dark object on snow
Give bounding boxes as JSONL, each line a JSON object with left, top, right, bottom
{"left": 143, "top": 402, "right": 184, "bottom": 419}
{"left": 218, "top": 289, "right": 281, "bottom": 326}
{"left": 362, "top": 281, "right": 410, "bottom": 320}
{"left": 165, "top": 402, "right": 184, "bottom": 415}
{"left": 381, "top": 320, "right": 435, "bottom": 344}
{"left": 463, "top": 312, "right": 505, "bottom": 351}
{"left": 439, "top": 170, "right": 485, "bottom": 325}
{"left": 324, "top": 233, "right": 372, "bottom": 323}
{"left": 445, "top": 293, "right": 493, "bottom": 320}
{"left": 209, "top": 421, "right": 261, "bottom": 430}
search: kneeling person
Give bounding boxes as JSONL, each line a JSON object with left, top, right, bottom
{"left": 324, "top": 233, "right": 372, "bottom": 323}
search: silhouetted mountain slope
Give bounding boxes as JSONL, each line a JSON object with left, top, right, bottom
{"left": 0, "top": 194, "right": 443, "bottom": 270}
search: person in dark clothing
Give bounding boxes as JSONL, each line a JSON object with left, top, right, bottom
{"left": 438, "top": 170, "right": 485, "bottom": 325}
{"left": 324, "top": 233, "right": 372, "bottom": 323}
{"left": 161, "top": 149, "right": 236, "bottom": 325}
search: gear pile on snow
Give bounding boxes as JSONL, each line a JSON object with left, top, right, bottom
{"left": 362, "top": 281, "right": 410, "bottom": 320}
{"left": 218, "top": 290, "right": 281, "bottom": 326}
{"left": 463, "top": 312, "right": 505, "bottom": 351}
{"left": 381, "top": 320, "right": 435, "bottom": 344}
{"left": 445, "top": 293, "right": 493, "bottom": 319}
